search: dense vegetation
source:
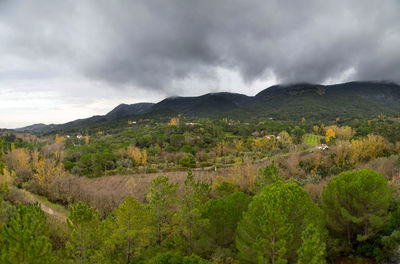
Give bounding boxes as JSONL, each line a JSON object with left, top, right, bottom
{"left": 1, "top": 113, "right": 400, "bottom": 263}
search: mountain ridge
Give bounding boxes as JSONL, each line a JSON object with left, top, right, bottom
{"left": 15, "top": 81, "right": 400, "bottom": 132}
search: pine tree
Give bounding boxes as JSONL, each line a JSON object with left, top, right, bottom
{"left": 147, "top": 176, "right": 178, "bottom": 246}
{"left": 297, "top": 224, "right": 326, "bottom": 264}
{"left": 175, "top": 169, "right": 211, "bottom": 256}
{"left": 320, "top": 170, "right": 391, "bottom": 249}
{"left": 253, "top": 161, "right": 281, "bottom": 194}
{"left": 110, "top": 196, "right": 154, "bottom": 263}
{"left": 236, "top": 182, "right": 325, "bottom": 264}
{"left": 0, "top": 204, "right": 55, "bottom": 264}
{"left": 66, "top": 201, "right": 100, "bottom": 264}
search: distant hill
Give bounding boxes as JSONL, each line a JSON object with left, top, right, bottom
{"left": 152, "top": 92, "right": 252, "bottom": 115}
{"left": 105, "top": 103, "right": 154, "bottom": 119}
{"left": 16, "top": 81, "right": 400, "bottom": 132}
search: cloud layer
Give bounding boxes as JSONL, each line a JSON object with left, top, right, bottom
{"left": 1, "top": 0, "right": 400, "bottom": 127}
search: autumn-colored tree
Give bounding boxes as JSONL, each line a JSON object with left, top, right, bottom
{"left": 32, "top": 157, "right": 64, "bottom": 188}
{"left": 332, "top": 140, "right": 351, "bottom": 169}
{"left": 216, "top": 141, "right": 226, "bottom": 157}
{"left": 277, "top": 131, "right": 293, "bottom": 149}
{"left": 127, "top": 145, "right": 142, "bottom": 165}
{"left": 142, "top": 149, "right": 148, "bottom": 166}
{"left": 4, "top": 148, "right": 30, "bottom": 171}
{"left": 325, "top": 125, "right": 353, "bottom": 140}
{"left": 55, "top": 134, "right": 65, "bottom": 143}
{"left": 313, "top": 125, "right": 319, "bottom": 134}
{"left": 395, "top": 141, "right": 400, "bottom": 155}
{"left": 117, "top": 147, "right": 126, "bottom": 159}
{"left": 168, "top": 117, "right": 179, "bottom": 126}
{"left": 234, "top": 139, "right": 243, "bottom": 153}
{"left": 325, "top": 128, "right": 335, "bottom": 143}
{"left": 349, "top": 135, "right": 388, "bottom": 164}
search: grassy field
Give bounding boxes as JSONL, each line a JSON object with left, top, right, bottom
{"left": 303, "top": 134, "right": 322, "bottom": 146}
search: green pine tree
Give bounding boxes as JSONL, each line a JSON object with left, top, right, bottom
{"left": 147, "top": 175, "right": 178, "bottom": 246}
{"left": 236, "top": 182, "right": 325, "bottom": 264}
{"left": 297, "top": 224, "right": 326, "bottom": 264}
{"left": 0, "top": 203, "right": 55, "bottom": 264}
{"left": 110, "top": 196, "right": 154, "bottom": 263}
{"left": 175, "top": 169, "right": 211, "bottom": 256}
{"left": 320, "top": 170, "right": 392, "bottom": 252}
{"left": 66, "top": 201, "right": 100, "bottom": 264}
{"left": 253, "top": 161, "right": 281, "bottom": 194}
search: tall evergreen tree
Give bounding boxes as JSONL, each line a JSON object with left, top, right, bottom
{"left": 253, "top": 161, "right": 281, "bottom": 194}
{"left": 147, "top": 175, "right": 178, "bottom": 246}
{"left": 66, "top": 201, "right": 100, "bottom": 264}
{"left": 297, "top": 224, "right": 326, "bottom": 264}
{"left": 320, "top": 169, "right": 392, "bottom": 252}
{"left": 236, "top": 182, "right": 325, "bottom": 264}
{"left": 0, "top": 203, "right": 55, "bottom": 264}
{"left": 175, "top": 169, "right": 211, "bottom": 256}
{"left": 201, "top": 192, "right": 251, "bottom": 256}
{"left": 109, "top": 196, "right": 154, "bottom": 263}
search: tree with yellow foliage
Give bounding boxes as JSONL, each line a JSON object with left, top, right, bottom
{"left": 55, "top": 134, "right": 65, "bottom": 143}
{"left": 168, "top": 117, "right": 178, "bottom": 126}
{"left": 332, "top": 141, "right": 351, "bottom": 168}
{"left": 234, "top": 139, "right": 243, "bottom": 154}
{"left": 127, "top": 146, "right": 142, "bottom": 165}
{"left": 349, "top": 135, "right": 387, "bottom": 165}
{"left": 216, "top": 141, "right": 225, "bottom": 157}
{"left": 395, "top": 141, "right": 400, "bottom": 155}
{"left": 313, "top": 125, "right": 319, "bottom": 134}
{"left": 277, "top": 131, "right": 293, "bottom": 149}
{"left": 4, "top": 148, "right": 30, "bottom": 171}
{"left": 141, "top": 149, "right": 148, "bottom": 166}
{"left": 32, "top": 156, "right": 64, "bottom": 189}
{"left": 325, "top": 125, "right": 353, "bottom": 140}
{"left": 325, "top": 129, "right": 335, "bottom": 143}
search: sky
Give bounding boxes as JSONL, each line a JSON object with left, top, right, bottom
{"left": 1, "top": 0, "right": 400, "bottom": 128}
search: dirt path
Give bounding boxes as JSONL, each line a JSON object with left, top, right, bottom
{"left": 23, "top": 191, "right": 68, "bottom": 223}
{"left": 38, "top": 200, "right": 67, "bottom": 222}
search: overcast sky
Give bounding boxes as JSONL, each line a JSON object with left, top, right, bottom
{"left": 1, "top": 0, "right": 399, "bottom": 128}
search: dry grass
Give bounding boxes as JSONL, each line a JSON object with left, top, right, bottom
{"left": 45, "top": 161, "right": 267, "bottom": 216}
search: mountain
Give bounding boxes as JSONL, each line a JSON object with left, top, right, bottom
{"left": 14, "top": 123, "right": 53, "bottom": 132}
{"left": 16, "top": 103, "right": 154, "bottom": 132}
{"left": 249, "top": 81, "right": 400, "bottom": 120}
{"left": 16, "top": 81, "right": 400, "bottom": 132}
{"left": 105, "top": 103, "right": 154, "bottom": 119}
{"left": 152, "top": 92, "right": 252, "bottom": 115}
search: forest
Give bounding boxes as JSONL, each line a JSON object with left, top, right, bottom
{"left": 1, "top": 115, "right": 400, "bottom": 263}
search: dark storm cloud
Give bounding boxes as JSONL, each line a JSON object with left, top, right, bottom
{"left": 2, "top": 0, "right": 400, "bottom": 92}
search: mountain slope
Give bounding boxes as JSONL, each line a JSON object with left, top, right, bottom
{"left": 105, "top": 103, "right": 154, "bottom": 119}
{"left": 16, "top": 81, "right": 400, "bottom": 132}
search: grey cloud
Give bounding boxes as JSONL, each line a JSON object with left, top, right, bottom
{"left": 1, "top": 0, "right": 400, "bottom": 94}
